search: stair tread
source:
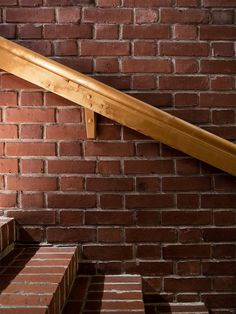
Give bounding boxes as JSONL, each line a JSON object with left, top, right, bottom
{"left": 63, "top": 275, "right": 145, "bottom": 314}
{"left": 0, "top": 245, "right": 79, "bottom": 314}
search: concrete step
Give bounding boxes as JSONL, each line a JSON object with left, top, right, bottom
{"left": 0, "top": 245, "right": 79, "bottom": 314}
{"left": 63, "top": 274, "right": 145, "bottom": 314}
{"left": 0, "top": 217, "right": 15, "bottom": 260}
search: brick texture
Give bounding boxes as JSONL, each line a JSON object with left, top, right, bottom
{"left": 0, "top": 1, "right": 235, "bottom": 313}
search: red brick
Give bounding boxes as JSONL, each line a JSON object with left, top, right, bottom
{"left": 20, "top": 92, "right": 43, "bottom": 106}
{"left": 7, "top": 176, "right": 57, "bottom": 191}
{"left": 200, "top": 93, "right": 236, "bottom": 107}
{"left": 48, "top": 160, "right": 95, "bottom": 174}
{"left": 86, "top": 210, "right": 133, "bottom": 225}
{"left": 44, "top": 25, "right": 92, "bottom": 39}
{"left": 0, "top": 159, "right": 18, "bottom": 173}
{"left": 95, "top": 25, "right": 119, "bottom": 39}
{"left": 5, "top": 108, "right": 55, "bottom": 123}
{"left": 0, "top": 25, "right": 16, "bottom": 39}
{"left": 174, "top": 25, "right": 197, "bottom": 40}
{"left": 19, "top": 0, "right": 43, "bottom": 6}
{"left": 95, "top": 58, "right": 119, "bottom": 73}
{"left": 126, "top": 194, "right": 174, "bottom": 209}
{"left": 100, "top": 194, "right": 123, "bottom": 209}
{"left": 81, "top": 41, "right": 130, "bottom": 56}
{"left": 123, "top": 25, "right": 170, "bottom": 39}
{"left": 164, "top": 244, "right": 211, "bottom": 259}
{"left": 132, "top": 75, "right": 156, "bottom": 90}
{"left": 164, "top": 278, "right": 211, "bottom": 292}
{"left": 18, "top": 40, "right": 52, "bottom": 56}
{"left": 44, "top": 0, "right": 93, "bottom": 4}
{"left": 6, "top": 143, "right": 56, "bottom": 156}
{"left": 0, "top": 125, "right": 17, "bottom": 139}
{"left": 20, "top": 125, "right": 43, "bottom": 139}
{"left": 21, "top": 159, "right": 44, "bottom": 174}
{"left": 97, "top": 161, "right": 120, "bottom": 175}
{"left": 175, "top": 93, "right": 199, "bottom": 107}
{"left": 163, "top": 176, "right": 211, "bottom": 192}
{"left": 83, "top": 8, "right": 132, "bottom": 23}
{"left": 124, "top": 261, "right": 173, "bottom": 276}
{"left": 160, "top": 42, "right": 209, "bottom": 56}
{"left": 176, "top": 0, "right": 200, "bottom": 6}
{"left": 214, "top": 210, "right": 236, "bottom": 226}
{"left": 7, "top": 210, "right": 55, "bottom": 225}
{"left": 201, "top": 60, "right": 236, "bottom": 74}
{"left": 6, "top": 8, "right": 55, "bottom": 22}
{"left": 55, "top": 57, "right": 93, "bottom": 73}
{"left": 136, "top": 143, "right": 160, "bottom": 157}
{"left": 202, "top": 293, "right": 236, "bottom": 308}
{"left": 175, "top": 59, "right": 199, "bottom": 74}
{"left": 176, "top": 159, "right": 200, "bottom": 175}
{"left": 19, "top": 227, "right": 44, "bottom": 242}
{"left": 48, "top": 194, "right": 96, "bottom": 208}
{"left": 214, "top": 176, "right": 236, "bottom": 192}
{"left": 203, "top": 0, "right": 236, "bottom": 7}
{"left": 136, "top": 177, "right": 160, "bottom": 192}
{"left": 202, "top": 194, "right": 236, "bottom": 208}
{"left": 211, "top": 76, "right": 234, "bottom": 90}
{"left": 59, "top": 142, "right": 82, "bottom": 157}
{"left": 177, "top": 261, "right": 201, "bottom": 275}
{"left": 83, "top": 245, "right": 133, "bottom": 260}
{"left": 212, "top": 10, "right": 234, "bottom": 24}
{"left": 56, "top": 7, "right": 80, "bottom": 23}
{"left": 2, "top": 74, "right": 39, "bottom": 90}
{"left": 21, "top": 193, "right": 44, "bottom": 208}
{"left": 136, "top": 211, "right": 160, "bottom": 226}
{"left": 203, "top": 262, "right": 236, "bottom": 276}
{"left": 135, "top": 9, "right": 159, "bottom": 24}
{"left": 18, "top": 24, "right": 42, "bottom": 39}
{"left": 59, "top": 210, "right": 83, "bottom": 225}
{"left": 161, "top": 8, "right": 209, "bottom": 23}
{"left": 203, "top": 227, "right": 236, "bottom": 242}
{"left": 0, "top": 92, "right": 17, "bottom": 106}
{"left": 200, "top": 26, "right": 236, "bottom": 39}
{"left": 85, "top": 142, "right": 134, "bottom": 157}
{"left": 0, "top": 0, "right": 17, "bottom": 4}
{"left": 163, "top": 210, "right": 212, "bottom": 225}
{"left": 125, "top": 228, "right": 176, "bottom": 242}
{"left": 212, "top": 109, "right": 235, "bottom": 124}
{"left": 54, "top": 40, "right": 78, "bottom": 56}
{"left": 45, "top": 93, "right": 78, "bottom": 107}
{"left": 97, "top": 0, "right": 121, "bottom": 7}
{"left": 137, "top": 245, "right": 161, "bottom": 259}
{"left": 47, "top": 227, "right": 95, "bottom": 242}
{"left": 122, "top": 58, "right": 171, "bottom": 73}
{"left": 123, "top": 0, "right": 172, "bottom": 6}
{"left": 46, "top": 125, "right": 86, "bottom": 140}
{"left": 213, "top": 277, "right": 236, "bottom": 291}
{"left": 86, "top": 178, "right": 133, "bottom": 192}
{"left": 133, "top": 41, "right": 156, "bottom": 56}
{"left": 97, "top": 228, "right": 122, "bottom": 243}
{"left": 125, "top": 160, "right": 174, "bottom": 174}
{"left": 95, "top": 75, "right": 130, "bottom": 89}
{"left": 160, "top": 76, "right": 209, "bottom": 90}
{"left": 0, "top": 194, "right": 17, "bottom": 207}
{"left": 60, "top": 177, "right": 84, "bottom": 191}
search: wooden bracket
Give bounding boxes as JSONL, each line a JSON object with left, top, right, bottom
{"left": 85, "top": 108, "right": 97, "bottom": 139}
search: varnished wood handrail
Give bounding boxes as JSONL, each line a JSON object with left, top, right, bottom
{"left": 0, "top": 36, "right": 235, "bottom": 175}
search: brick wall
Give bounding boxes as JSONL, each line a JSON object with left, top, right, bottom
{"left": 0, "top": 0, "right": 236, "bottom": 312}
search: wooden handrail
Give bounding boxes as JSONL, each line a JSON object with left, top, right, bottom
{"left": 0, "top": 36, "right": 235, "bottom": 175}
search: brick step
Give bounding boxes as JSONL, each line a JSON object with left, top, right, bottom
{"left": 0, "top": 245, "right": 79, "bottom": 314}
{"left": 145, "top": 302, "right": 209, "bottom": 313}
{"left": 63, "top": 274, "right": 145, "bottom": 314}
{"left": 0, "top": 217, "right": 15, "bottom": 260}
